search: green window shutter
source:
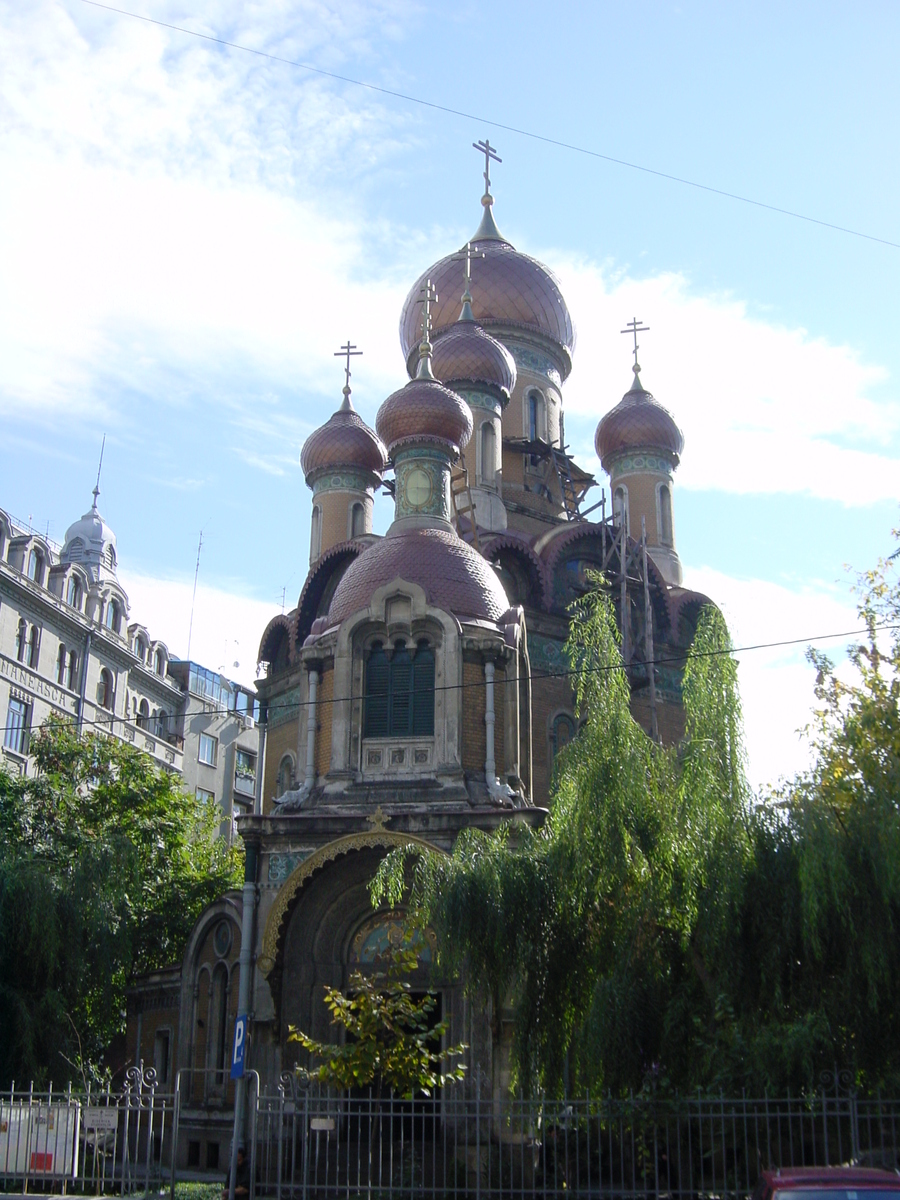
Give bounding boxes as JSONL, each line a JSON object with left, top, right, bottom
{"left": 389, "top": 644, "right": 413, "bottom": 736}
{"left": 411, "top": 642, "right": 435, "bottom": 736}
{"left": 364, "top": 644, "right": 389, "bottom": 737}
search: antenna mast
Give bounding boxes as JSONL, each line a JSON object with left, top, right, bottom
{"left": 186, "top": 530, "right": 203, "bottom": 662}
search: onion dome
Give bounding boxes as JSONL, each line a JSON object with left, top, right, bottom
{"left": 399, "top": 205, "right": 575, "bottom": 378}
{"left": 429, "top": 321, "right": 517, "bottom": 400}
{"left": 328, "top": 526, "right": 510, "bottom": 626}
{"left": 595, "top": 367, "right": 684, "bottom": 470}
{"left": 376, "top": 369, "right": 473, "bottom": 456}
{"left": 300, "top": 391, "right": 387, "bottom": 484}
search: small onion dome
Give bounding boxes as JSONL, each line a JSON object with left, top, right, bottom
{"left": 376, "top": 375, "right": 473, "bottom": 456}
{"left": 328, "top": 526, "right": 510, "bottom": 626}
{"left": 300, "top": 393, "right": 387, "bottom": 484}
{"left": 595, "top": 369, "right": 684, "bottom": 470}
{"left": 429, "top": 322, "right": 517, "bottom": 400}
{"left": 399, "top": 222, "right": 575, "bottom": 378}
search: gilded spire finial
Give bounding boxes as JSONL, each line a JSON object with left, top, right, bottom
{"left": 450, "top": 241, "right": 485, "bottom": 321}
{"left": 620, "top": 317, "right": 650, "bottom": 384}
{"left": 415, "top": 279, "right": 438, "bottom": 380}
{"left": 334, "top": 340, "right": 363, "bottom": 409}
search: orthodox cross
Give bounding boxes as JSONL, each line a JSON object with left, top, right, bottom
{"left": 620, "top": 318, "right": 649, "bottom": 370}
{"left": 334, "top": 340, "right": 362, "bottom": 391}
{"left": 473, "top": 138, "right": 501, "bottom": 199}
{"left": 451, "top": 241, "right": 485, "bottom": 292}
{"left": 417, "top": 279, "right": 438, "bottom": 342}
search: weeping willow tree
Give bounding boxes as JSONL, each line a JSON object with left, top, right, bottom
{"left": 373, "top": 580, "right": 751, "bottom": 1095}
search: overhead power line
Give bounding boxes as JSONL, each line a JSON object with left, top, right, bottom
{"left": 2, "top": 620, "right": 896, "bottom": 738}
{"left": 81, "top": 0, "right": 900, "bottom": 252}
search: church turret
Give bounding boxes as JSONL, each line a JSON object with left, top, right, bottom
{"left": 299, "top": 345, "right": 387, "bottom": 565}
{"left": 595, "top": 323, "right": 685, "bottom": 586}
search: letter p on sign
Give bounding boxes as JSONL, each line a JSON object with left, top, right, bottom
{"left": 231, "top": 1014, "right": 247, "bottom": 1079}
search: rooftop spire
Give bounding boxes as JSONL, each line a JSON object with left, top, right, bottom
{"left": 415, "top": 279, "right": 438, "bottom": 380}
{"left": 92, "top": 434, "right": 106, "bottom": 511}
{"left": 620, "top": 317, "right": 650, "bottom": 391}
{"left": 450, "top": 241, "right": 485, "bottom": 321}
{"left": 471, "top": 138, "right": 506, "bottom": 241}
{"left": 334, "top": 340, "right": 363, "bottom": 410}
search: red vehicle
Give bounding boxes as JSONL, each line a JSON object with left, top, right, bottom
{"left": 755, "top": 1167, "right": 900, "bottom": 1200}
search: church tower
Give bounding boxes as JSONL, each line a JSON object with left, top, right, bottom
{"left": 595, "top": 341, "right": 685, "bottom": 587}
{"left": 299, "top": 354, "right": 387, "bottom": 565}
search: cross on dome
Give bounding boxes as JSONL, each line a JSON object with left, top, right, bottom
{"left": 334, "top": 340, "right": 362, "bottom": 408}
{"left": 473, "top": 138, "right": 501, "bottom": 203}
{"left": 620, "top": 317, "right": 650, "bottom": 379}
{"left": 450, "top": 241, "right": 485, "bottom": 321}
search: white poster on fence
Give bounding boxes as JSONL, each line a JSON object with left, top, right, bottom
{"left": 0, "top": 1104, "right": 79, "bottom": 1178}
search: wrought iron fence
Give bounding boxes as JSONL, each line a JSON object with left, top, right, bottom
{"left": 2, "top": 1066, "right": 900, "bottom": 1199}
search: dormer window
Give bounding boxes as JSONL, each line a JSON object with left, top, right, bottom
{"left": 66, "top": 576, "right": 82, "bottom": 609}
{"left": 105, "top": 599, "right": 120, "bottom": 634}
{"left": 364, "top": 639, "right": 435, "bottom": 738}
{"left": 67, "top": 538, "right": 84, "bottom": 561}
{"left": 107, "top": 545, "right": 116, "bottom": 569}
{"left": 27, "top": 548, "right": 43, "bottom": 584}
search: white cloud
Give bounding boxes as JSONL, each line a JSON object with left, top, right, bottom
{"left": 686, "top": 564, "right": 862, "bottom": 789}
{"left": 555, "top": 264, "right": 900, "bottom": 503}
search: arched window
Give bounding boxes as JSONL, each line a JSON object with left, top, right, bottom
{"left": 528, "top": 391, "right": 544, "bottom": 442}
{"left": 614, "top": 485, "right": 629, "bottom": 536}
{"left": 155, "top": 648, "right": 166, "bottom": 676}
{"left": 209, "top": 963, "right": 230, "bottom": 1082}
{"left": 157, "top": 709, "right": 169, "bottom": 739}
{"left": 105, "top": 600, "right": 120, "bottom": 633}
{"left": 107, "top": 545, "right": 116, "bottom": 569}
{"left": 67, "top": 537, "right": 84, "bottom": 561}
{"left": 659, "top": 484, "right": 674, "bottom": 546}
{"left": 481, "top": 421, "right": 496, "bottom": 485}
{"left": 138, "top": 698, "right": 150, "bottom": 729}
{"left": 364, "top": 640, "right": 435, "bottom": 738}
{"left": 551, "top": 713, "right": 577, "bottom": 764}
{"left": 66, "top": 576, "right": 81, "bottom": 609}
{"left": 66, "top": 650, "right": 78, "bottom": 691}
{"left": 276, "top": 754, "right": 295, "bottom": 798}
{"left": 97, "top": 667, "right": 113, "bottom": 710}
{"left": 15, "top": 619, "right": 27, "bottom": 663}
{"left": 350, "top": 501, "right": 365, "bottom": 539}
{"left": 57, "top": 644, "right": 67, "bottom": 686}
{"left": 310, "top": 505, "right": 322, "bottom": 564}
{"left": 27, "top": 625, "right": 39, "bottom": 670}
{"left": 27, "top": 548, "right": 43, "bottom": 584}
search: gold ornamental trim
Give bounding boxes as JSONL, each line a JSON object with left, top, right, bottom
{"left": 257, "top": 829, "right": 444, "bottom": 978}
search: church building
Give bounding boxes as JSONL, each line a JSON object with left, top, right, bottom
{"left": 128, "top": 148, "right": 716, "bottom": 1169}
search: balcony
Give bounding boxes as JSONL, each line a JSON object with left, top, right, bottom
{"left": 234, "top": 770, "right": 256, "bottom": 799}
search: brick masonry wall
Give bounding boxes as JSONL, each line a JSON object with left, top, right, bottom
{"left": 315, "top": 667, "right": 333, "bottom": 776}
{"left": 460, "top": 660, "right": 486, "bottom": 772}
{"left": 263, "top": 717, "right": 300, "bottom": 813}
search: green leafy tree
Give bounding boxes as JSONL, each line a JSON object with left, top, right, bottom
{"left": 0, "top": 720, "right": 242, "bottom": 1087}
{"left": 288, "top": 940, "right": 466, "bottom": 1098}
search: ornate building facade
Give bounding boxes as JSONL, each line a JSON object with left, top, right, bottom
{"left": 127, "top": 157, "right": 716, "bottom": 1170}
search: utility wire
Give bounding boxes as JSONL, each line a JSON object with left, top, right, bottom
{"left": 80, "top": 0, "right": 900, "bottom": 252}
{"left": 3, "top": 620, "right": 897, "bottom": 739}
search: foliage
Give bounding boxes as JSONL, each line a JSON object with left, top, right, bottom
{"left": 374, "top": 542, "right": 900, "bottom": 1095}
{"left": 287, "top": 940, "right": 466, "bottom": 1098}
{"left": 0, "top": 721, "right": 242, "bottom": 1088}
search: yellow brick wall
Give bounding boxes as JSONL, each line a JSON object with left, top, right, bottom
{"left": 315, "top": 668, "right": 334, "bottom": 777}
{"left": 263, "top": 718, "right": 299, "bottom": 813}
{"left": 460, "top": 660, "right": 487, "bottom": 772}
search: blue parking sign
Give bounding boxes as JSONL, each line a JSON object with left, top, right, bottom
{"left": 231, "top": 1014, "right": 247, "bottom": 1079}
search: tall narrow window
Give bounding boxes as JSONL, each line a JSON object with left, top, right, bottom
{"left": 66, "top": 577, "right": 81, "bottom": 609}
{"left": 528, "top": 391, "right": 544, "bottom": 442}
{"left": 66, "top": 650, "right": 78, "bottom": 691}
{"left": 27, "top": 549, "right": 42, "bottom": 583}
{"left": 389, "top": 644, "right": 412, "bottom": 734}
{"left": 97, "top": 667, "right": 113, "bottom": 710}
{"left": 481, "top": 422, "right": 496, "bottom": 485}
{"left": 411, "top": 641, "right": 435, "bottom": 736}
{"left": 105, "top": 600, "right": 120, "bottom": 633}
{"left": 15, "top": 619, "right": 27, "bottom": 663}
{"left": 364, "top": 643, "right": 390, "bottom": 738}
{"left": 138, "top": 699, "right": 150, "bottom": 729}
{"left": 27, "top": 626, "right": 39, "bottom": 670}
{"left": 659, "top": 484, "right": 674, "bottom": 546}
{"left": 199, "top": 732, "right": 217, "bottom": 766}
{"left": 275, "top": 754, "right": 295, "bottom": 798}
{"left": 57, "top": 644, "right": 67, "bottom": 686}
{"left": 310, "top": 505, "right": 322, "bottom": 563}
{"left": 350, "top": 502, "right": 365, "bottom": 539}
{"left": 4, "top": 699, "right": 29, "bottom": 755}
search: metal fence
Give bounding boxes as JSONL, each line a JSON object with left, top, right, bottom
{"left": 3, "top": 1067, "right": 900, "bottom": 1199}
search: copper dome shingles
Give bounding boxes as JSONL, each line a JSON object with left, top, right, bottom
{"left": 399, "top": 239, "right": 575, "bottom": 371}
{"left": 376, "top": 377, "right": 473, "bottom": 455}
{"left": 595, "top": 379, "right": 685, "bottom": 469}
{"left": 301, "top": 402, "right": 388, "bottom": 481}
{"left": 328, "top": 527, "right": 511, "bottom": 626}
{"left": 430, "top": 323, "right": 516, "bottom": 398}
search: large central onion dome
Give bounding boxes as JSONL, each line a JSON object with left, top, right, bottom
{"left": 300, "top": 392, "right": 387, "bottom": 483}
{"left": 328, "top": 526, "right": 510, "bottom": 626}
{"left": 595, "top": 368, "right": 684, "bottom": 469}
{"left": 399, "top": 206, "right": 575, "bottom": 378}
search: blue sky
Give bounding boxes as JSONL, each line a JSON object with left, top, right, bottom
{"left": 1, "top": 0, "right": 898, "bottom": 788}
